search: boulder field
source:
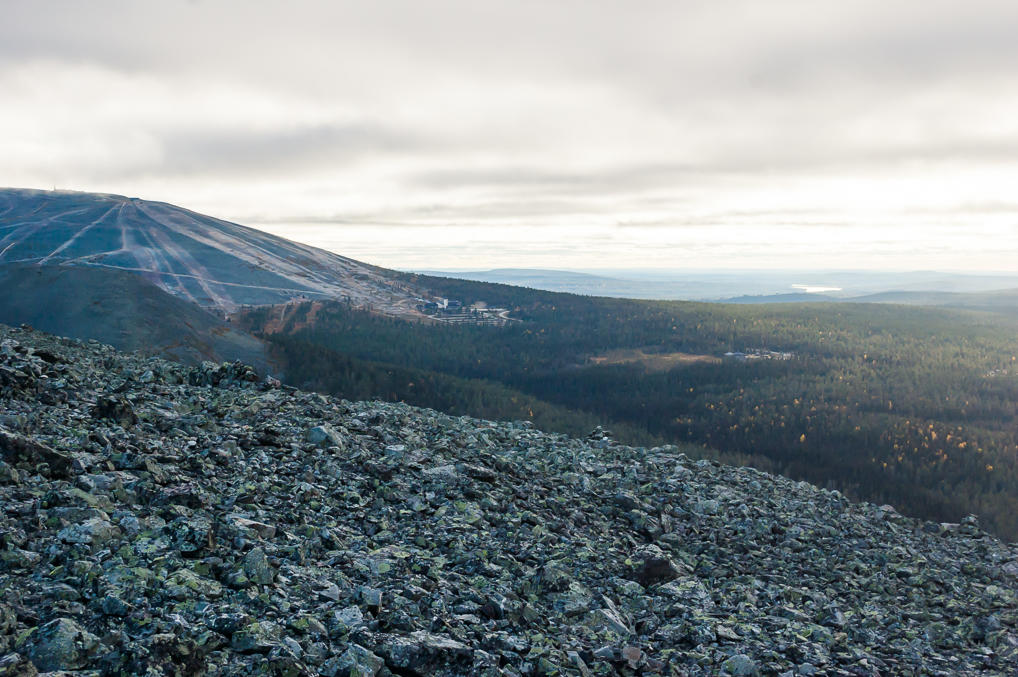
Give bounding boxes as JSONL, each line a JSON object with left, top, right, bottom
{"left": 0, "top": 324, "right": 1015, "bottom": 675}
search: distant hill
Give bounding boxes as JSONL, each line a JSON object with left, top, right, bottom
{"left": 424, "top": 267, "right": 1018, "bottom": 302}
{"left": 416, "top": 268, "right": 658, "bottom": 298}
{"left": 0, "top": 188, "right": 419, "bottom": 314}
{"left": 721, "top": 293, "right": 836, "bottom": 304}
{"left": 718, "top": 288, "right": 1018, "bottom": 317}
{"left": 851, "top": 288, "right": 1018, "bottom": 316}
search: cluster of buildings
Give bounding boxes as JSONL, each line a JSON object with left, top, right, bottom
{"left": 415, "top": 297, "right": 510, "bottom": 326}
{"left": 417, "top": 297, "right": 463, "bottom": 312}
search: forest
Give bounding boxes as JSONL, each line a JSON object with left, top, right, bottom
{"left": 238, "top": 275, "right": 1018, "bottom": 541}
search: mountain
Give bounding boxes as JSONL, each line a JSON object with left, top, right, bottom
{"left": 0, "top": 188, "right": 432, "bottom": 367}
{"left": 1, "top": 323, "right": 1016, "bottom": 675}
{"left": 0, "top": 188, "right": 418, "bottom": 314}
{"left": 718, "top": 288, "right": 1018, "bottom": 317}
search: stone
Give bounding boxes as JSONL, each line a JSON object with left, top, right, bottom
{"left": 57, "top": 517, "right": 118, "bottom": 546}
{"left": 242, "top": 546, "right": 274, "bottom": 585}
{"left": 231, "top": 516, "right": 276, "bottom": 539}
{"left": 0, "top": 653, "right": 38, "bottom": 677}
{"left": 91, "top": 394, "right": 137, "bottom": 426}
{"left": 631, "top": 546, "right": 683, "bottom": 587}
{"left": 0, "top": 325, "right": 1015, "bottom": 676}
{"left": 329, "top": 606, "right": 364, "bottom": 637}
{"left": 328, "top": 643, "right": 385, "bottom": 677}
{"left": 21, "top": 618, "right": 98, "bottom": 672}
{"left": 621, "top": 645, "right": 643, "bottom": 669}
{"left": 722, "top": 654, "right": 759, "bottom": 676}
{"left": 100, "top": 594, "right": 131, "bottom": 617}
{"left": 379, "top": 631, "right": 473, "bottom": 673}
{"left": 0, "top": 428, "right": 72, "bottom": 478}
{"left": 230, "top": 621, "right": 282, "bottom": 654}
{"left": 307, "top": 424, "right": 344, "bottom": 449}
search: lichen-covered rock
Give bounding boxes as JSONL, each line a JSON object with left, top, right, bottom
{"left": 721, "top": 653, "right": 759, "bottom": 676}
{"left": 378, "top": 631, "right": 474, "bottom": 673}
{"left": 57, "top": 517, "right": 118, "bottom": 546}
{"left": 630, "top": 545, "right": 684, "bottom": 587}
{"left": 91, "top": 394, "right": 136, "bottom": 426}
{"left": 0, "top": 652, "right": 38, "bottom": 677}
{"left": 0, "top": 428, "right": 72, "bottom": 478}
{"left": 323, "top": 643, "right": 384, "bottom": 677}
{"left": 242, "top": 546, "right": 274, "bottom": 585}
{"left": 21, "top": 618, "right": 98, "bottom": 672}
{"left": 306, "top": 424, "right": 344, "bottom": 449}
{"left": 231, "top": 621, "right": 282, "bottom": 654}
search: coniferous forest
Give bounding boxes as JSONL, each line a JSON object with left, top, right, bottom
{"left": 238, "top": 275, "right": 1018, "bottom": 540}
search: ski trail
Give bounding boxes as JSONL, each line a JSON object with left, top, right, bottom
{"left": 121, "top": 202, "right": 232, "bottom": 310}
{"left": 135, "top": 201, "right": 370, "bottom": 294}
{"left": 69, "top": 263, "right": 334, "bottom": 294}
{"left": 120, "top": 204, "right": 202, "bottom": 306}
{"left": 143, "top": 220, "right": 233, "bottom": 310}
{"left": 137, "top": 202, "right": 325, "bottom": 281}
{"left": 38, "top": 202, "right": 121, "bottom": 264}
{"left": 0, "top": 206, "right": 95, "bottom": 254}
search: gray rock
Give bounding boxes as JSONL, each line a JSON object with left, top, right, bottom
{"left": 91, "top": 394, "right": 136, "bottom": 426}
{"left": 631, "top": 545, "right": 683, "bottom": 587}
{"left": 230, "top": 621, "right": 282, "bottom": 653}
{"left": 57, "top": 517, "right": 118, "bottom": 546}
{"left": 21, "top": 618, "right": 98, "bottom": 671}
{"left": 307, "top": 424, "right": 344, "bottom": 449}
{"left": 329, "top": 606, "right": 364, "bottom": 637}
{"left": 0, "top": 428, "right": 72, "bottom": 478}
{"left": 100, "top": 594, "right": 131, "bottom": 617}
{"left": 722, "top": 654, "right": 759, "bottom": 676}
{"left": 0, "top": 652, "right": 38, "bottom": 676}
{"left": 242, "top": 546, "right": 274, "bottom": 585}
{"left": 326, "top": 643, "right": 385, "bottom": 677}
{"left": 379, "top": 631, "right": 473, "bottom": 673}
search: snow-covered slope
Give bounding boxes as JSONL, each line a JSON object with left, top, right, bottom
{"left": 0, "top": 188, "right": 418, "bottom": 314}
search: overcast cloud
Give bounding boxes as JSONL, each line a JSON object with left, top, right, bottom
{"left": 3, "top": 0, "right": 1018, "bottom": 270}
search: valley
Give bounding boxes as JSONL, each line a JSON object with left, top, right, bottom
{"left": 238, "top": 287, "right": 1018, "bottom": 541}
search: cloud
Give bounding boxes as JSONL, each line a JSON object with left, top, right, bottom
{"left": 2, "top": 0, "right": 1018, "bottom": 270}
{"left": 151, "top": 123, "right": 422, "bottom": 177}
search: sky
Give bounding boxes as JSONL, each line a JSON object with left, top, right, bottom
{"left": 3, "top": 0, "right": 1018, "bottom": 271}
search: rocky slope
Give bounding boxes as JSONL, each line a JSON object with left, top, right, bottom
{"left": 0, "top": 324, "right": 1016, "bottom": 676}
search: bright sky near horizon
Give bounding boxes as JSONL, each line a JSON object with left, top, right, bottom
{"left": 3, "top": 1, "right": 1018, "bottom": 271}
